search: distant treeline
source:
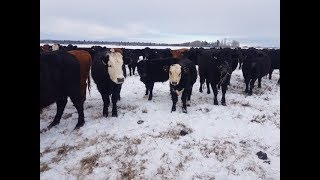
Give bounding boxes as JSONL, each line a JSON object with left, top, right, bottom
{"left": 40, "top": 39, "right": 240, "bottom": 48}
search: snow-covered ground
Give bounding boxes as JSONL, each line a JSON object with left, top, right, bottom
{"left": 40, "top": 67, "right": 280, "bottom": 180}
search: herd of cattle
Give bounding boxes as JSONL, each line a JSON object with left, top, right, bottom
{"left": 40, "top": 44, "right": 280, "bottom": 130}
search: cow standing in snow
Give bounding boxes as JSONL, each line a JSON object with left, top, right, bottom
{"left": 169, "top": 58, "right": 197, "bottom": 113}
{"left": 40, "top": 50, "right": 91, "bottom": 130}
{"left": 137, "top": 57, "right": 176, "bottom": 100}
{"left": 242, "top": 48, "right": 271, "bottom": 95}
{"left": 91, "top": 48, "right": 125, "bottom": 117}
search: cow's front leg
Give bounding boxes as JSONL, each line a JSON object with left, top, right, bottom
{"left": 170, "top": 88, "right": 178, "bottom": 112}
{"left": 112, "top": 85, "right": 122, "bottom": 117}
{"left": 181, "top": 90, "right": 188, "bottom": 113}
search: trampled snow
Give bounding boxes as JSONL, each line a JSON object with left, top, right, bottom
{"left": 40, "top": 66, "right": 280, "bottom": 180}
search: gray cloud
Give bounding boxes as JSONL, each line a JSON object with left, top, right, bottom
{"left": 40, "top": 0, "right": 279, "bottom": 47}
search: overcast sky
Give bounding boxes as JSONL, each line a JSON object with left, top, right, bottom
{"left": 40, "top": 0, "right": 280, "bottom": 47}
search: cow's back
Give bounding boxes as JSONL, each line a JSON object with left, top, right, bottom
{"left": 178, "top": 58, "right": 197, "bottom": 85}
{"left": 68, "top": 50, "right": 92, "bottom": 98}
{"left": 40, "top": 51, "right": 80, "bottom": 108}
{"left": 147, "top": 58, "right": 176, "bottom": 82}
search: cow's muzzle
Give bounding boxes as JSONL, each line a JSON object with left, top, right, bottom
{"left": 117, "top": 78, "right": 124, "bottom": 83}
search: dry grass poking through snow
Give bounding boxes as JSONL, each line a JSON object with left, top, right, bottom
{"left": 40, "top": 67, "right": 280, "bottom": 179}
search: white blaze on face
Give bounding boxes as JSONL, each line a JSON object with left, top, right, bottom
{"left": 52, "top": 44, "right": 59, "bottom": 51}
{"left": 169, "top": 64, "right": 182, "bottom": 85}
{"left": 137, "top": 56, "right": 144, "bottom": 63}
{"left": 108, "top": 52, "right": 125, "bottom": 84}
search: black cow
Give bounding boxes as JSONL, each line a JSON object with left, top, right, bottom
{"left": 265, "top": 49, "right": 280, "bottom": 83}
{"left": 91, "top": 49, "right": 125, "bottom": 117}
{"left": 143, "top": 47, "right": 157, "bottom": 60}
{"left": 137, "top": 57, "right": 176, "bottom": 100}
{"left": 242, "top": 48, "right": 271, "bottom": 95}
{"left": 197, "top": 49, "right": 214, "bottom": 94}
{"left": 126, "top": 49, "right": 144, "bottom": 76}
{"left": 40, "top": 51, "right": 87, "bottom": 130}
{"left": 198, "top": 48, "right": 238, "bottom": 105}
{"left": 169, "top": 58, "right": 197, "bottom": 113}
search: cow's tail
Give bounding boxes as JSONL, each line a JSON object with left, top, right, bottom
{"left": 87, "top": 73, "right": 91, "bottom": 96}
{"left": 87, "top": 56, "right": 92, "bottom": 96}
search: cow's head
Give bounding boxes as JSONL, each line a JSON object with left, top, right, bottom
{"left": 52, "top": 44, "right": 60, "bottom": 51}
{"left": 169, "top": 64, "right": 189, "bottom": 86}
{"left": 101, "top": 49, "right": 125, "bottom": 84}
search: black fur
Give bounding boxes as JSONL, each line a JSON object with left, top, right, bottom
{"left": 137, "top": 57, "right": 176, "bottom": 100}
{"left": 242, "top": 48, "right": 271, "bottom": 95}
{"left": 40, "top": 51, "right": 85, "bottom": 130}
{"left": 91, "top": 50, "right": 125, "bottom": 117}
{"left": 170, "top": 58, "right": 197, "bottom": 113}
{"left": 198, "top": 48, "right": 238, "bottom": 105}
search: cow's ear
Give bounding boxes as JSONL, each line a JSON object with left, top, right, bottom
{"left": 163, "top": 65, "right": 169, "bottom": 72}
{"left": 101, "top": 54, "right": 109, "bottom": 65}
{"left": 183, "top": 66, "right": 189, "bottom": 74}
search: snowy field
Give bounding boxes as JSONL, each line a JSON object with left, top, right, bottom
{"left": 40, "top": 66, "right": 280, "bottom": 180}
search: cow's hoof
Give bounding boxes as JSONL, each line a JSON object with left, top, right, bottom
{"left": 171, "top": 107, "right": 176, "bottom": 112}
{"left": 214, "top": 101, "right": 218, "bottom": 105}
{"left": 221, "top": 102, "right": 226, "bottom": 106}
{"left": 258, "top": 85, "right": 261, "bottom": 88}
{"left": 248, "top": 91, "right": 253, "bottom": 96}
{"left": 74, "top": 122, "right": 85, "bottom": 130}
{"left": 182, "top": 108, "right": 187, "bottom": 113}
{"left": 103, "top": 113, "right": 108, "bottom": 118}
{"left": 207, "top": 91, "right": 210, "bottom": 94}
{"left": 112, "top": 113, "right": 118, "bottom": 117}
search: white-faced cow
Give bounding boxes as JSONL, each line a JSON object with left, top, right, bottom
{"left": 91, "top": 48, "right": 125, "bottom": 117}
{"left": 169, "top": 58, "right": 197, "bottom": 113}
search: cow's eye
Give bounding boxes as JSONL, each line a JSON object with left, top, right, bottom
{"left": 179, "top": 73, "right": 181, "bottom": 76}
{"left": 169, "top": 72, "right": 172, "bottom": 75}
{"left": 108, "top": 65, "right": 112, "bottom": 67}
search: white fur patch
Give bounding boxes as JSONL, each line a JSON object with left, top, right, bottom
{"left": 107, "top": 52, "right": 124, "bottom": 84}
{"left": 137, "top": 56, "right": 144, "bottom": 63}
{"left": 169, "top": 64, "right": 182, "bottom": 85}
{"left": 52, "top": 44, "right": 59, "bottom": 51}
{"left": 176, "top": 88, "right": 184, "bottom": 96}
{"left": 110, "top": 48, "right": 115, "bottom": 53}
